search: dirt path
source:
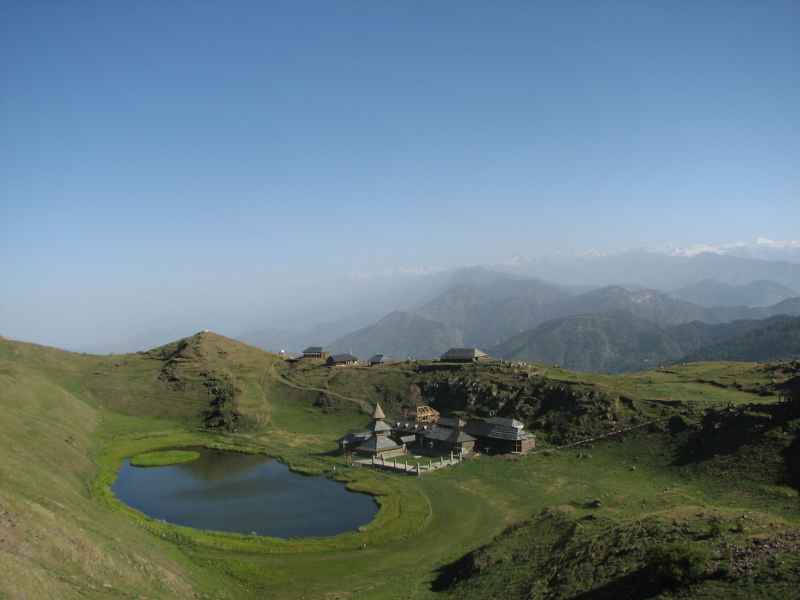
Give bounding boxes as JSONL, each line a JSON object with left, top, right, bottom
{"left": 261, "top": 363, "right": 371, "bottom": 411}
{"left": 528, "top": 416, "right": 673, "bottom": 455}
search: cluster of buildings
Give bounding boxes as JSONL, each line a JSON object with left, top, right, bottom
{"left": 292, "top": 346, "right": 493, "bottom": 367}
{"left": 296, "top": 344, "right": 533, "bottom": 462}
{"left": 339, "top": 402, "right": 535, "bottom": 459}
{"left": 291, "top": 347, "right": 385, "bottom": 367}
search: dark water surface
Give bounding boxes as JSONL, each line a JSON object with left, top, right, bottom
{"left": 112, "top": 449, "right": 378, "bottom": 538}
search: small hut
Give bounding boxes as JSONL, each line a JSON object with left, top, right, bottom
{"left": 466, "top": 417, "right": 536, "bottom": 454}
{"left": 302, "top": 346, "right": 329, "bottom": 360}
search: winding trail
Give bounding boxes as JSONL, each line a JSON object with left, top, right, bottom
{"left": 261, "top": 362, "right": 371, "bottom": 412}
{"left": 527, "top": 415, "right": 673, "bottom": 455}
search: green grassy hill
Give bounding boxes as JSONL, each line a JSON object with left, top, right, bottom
{"left": 2, "top": 332, "right": 800, "bottom": 599}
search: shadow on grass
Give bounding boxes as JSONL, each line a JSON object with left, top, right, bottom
{"left": 567, "top": 568, "right": 663, "bottom": 600}
{"left": 673, "top": 398, "right": 800, "bottom": 468}
{"left": 432, "top": 557, "right": 670, "bottom": 599}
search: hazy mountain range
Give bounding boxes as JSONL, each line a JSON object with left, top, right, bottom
{"left": 327, "top": 279, "right": 800, "bottom": 367}
{"left": 236, "top": 251, "right": 800, "bottom": 372}
{"left": 499, "top": 249, "right": 800, "bottom": 289}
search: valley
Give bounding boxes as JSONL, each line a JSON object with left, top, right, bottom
{"left": 2, "top": 331, "right": 799, "bottom": 599}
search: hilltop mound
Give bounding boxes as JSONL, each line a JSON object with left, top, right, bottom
{"left": 144, "top": 331, "right": 281, "bottom": 430}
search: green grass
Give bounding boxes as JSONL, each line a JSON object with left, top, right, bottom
{"left": 2, "top": 332, "right": 799, "bottom": 599}
{"left": 130, "top": 449, "right": 200, "bottom": 466}
{"left": 539, "top": 361, "right": 781, "bottom": 406}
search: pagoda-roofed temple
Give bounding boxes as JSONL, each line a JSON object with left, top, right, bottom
{"left": 354, "top": 403, "right": 405, "bottom": 459}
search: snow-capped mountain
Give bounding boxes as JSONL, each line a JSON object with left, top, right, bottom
{"left": 665, "top": 238, "right": 800, "bottom": 262}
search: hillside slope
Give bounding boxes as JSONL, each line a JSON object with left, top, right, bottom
{"left": 684, "top": 316, "right": 800, "bottom": 363}
{"left": 438, "top": 391, "right": 800, "bottom": 600}
{"left": 4, "top": 332, "right": 800, "bottom": 599}
{"left": 494, "top": 313, "right": 800, "bottom": 372}
{"left": 0, "top": 332, "right": 290, "bottom": 598}
{"left": 493, "top": 312, "right": 686, "bottom": 372}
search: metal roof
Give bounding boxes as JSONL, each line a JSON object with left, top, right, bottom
{"left": 423, "top": 426, "right": 475, "bottom": 444}
{"left": 303, "top": 346, "right": 324, "bottom": 354}
{"left": 356, "top": 435, "right": 401, "bottom": 453}
{"left": 370, "top": 420, "right": 391, "bottom": 433}
{"left": 339, "top": 431, "right": 371, "bottom": 444}
{"left": 438, "top": 416, "right": 466, "bottom": 429}
{"left": 466, "top": 419, "right": 530, "bottom": 441}
{"left": 440, "top": 347, "right": 489, "bottom": 361}
{"left": 369, "top": 354, "right": 385, "bottom": 363}
{"left": 328, "top": 353, "right": 358, "bottom": 363}
{"left": 486, "top": 417, "right": 524, "bottom": 429}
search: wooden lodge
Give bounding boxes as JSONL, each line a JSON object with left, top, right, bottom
{"left": 302, "top": 346, "right": 329, "bottom": 360}
{"left": 401, "top": 414, "right": 535, "bottom": 456}
{"left": 418, "top": 416, "right": 476, "bottom": 455}
{"left": 465, "top": 417, "right": 536, "bottom": 454}
{"left": 326, "top": 353, "right": 358, "bottom": 367}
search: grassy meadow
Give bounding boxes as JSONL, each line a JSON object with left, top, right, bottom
{"left": 0, "top": 332, "right": 798, "bottom": 599}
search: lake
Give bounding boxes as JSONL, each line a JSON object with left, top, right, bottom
{"left": 112, "top": 449, "right": 378, "bottom": 538}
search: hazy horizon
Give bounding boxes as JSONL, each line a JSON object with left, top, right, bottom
{"left": 2, "top": 2, "right": 798, "bottom": 352}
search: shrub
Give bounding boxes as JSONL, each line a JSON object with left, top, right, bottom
{"left": 646, "top": 542, "right": 710, "bottom": 586}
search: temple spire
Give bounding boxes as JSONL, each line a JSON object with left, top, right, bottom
{"left": 372, "top": 402, "right": 386, "bottom": 420}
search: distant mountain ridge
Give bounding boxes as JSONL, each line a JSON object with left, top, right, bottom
{"left": 499, "top": 250, "right": 800, "bottom": 290}
{"left": 491, "top": 312, "right": 684, "bottom": 373}
{"left": 670, "top": 279, "right": 798, "bottom": 308}
{"left": 330, "top": 269, "right": 800, "bottom": 361}
{"left": 682, "top": 316, "right": 800, "bottom": 363}
{"left": 493, "top": 313, "right": 800, "bottom": 372}
{"left": 414, "top": 273, "right": 571, "bottom": 349}
{"left": 329, "top": 310, "right": 463, "bottom": 359}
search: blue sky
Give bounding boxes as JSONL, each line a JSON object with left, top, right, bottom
{"left": 1, "top": 1, "right": 798, "bottom": 349}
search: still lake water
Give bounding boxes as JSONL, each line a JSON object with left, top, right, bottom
{"left": 112, "top": 449, "right": 378, "bottom": 538}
